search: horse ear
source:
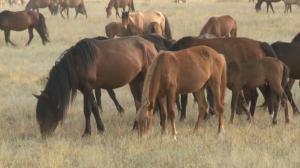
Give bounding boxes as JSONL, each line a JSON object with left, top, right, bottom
{"left": 32, "top": 93, "right": 40, "bottom": 99}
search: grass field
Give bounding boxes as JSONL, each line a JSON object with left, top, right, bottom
{"left": 1, "top": 0, "right": 300, "bottom": 167}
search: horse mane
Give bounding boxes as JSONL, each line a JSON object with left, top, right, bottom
{"left": 168, "top": 36, "right": 195, "bottom": 51}
{"left": 107, "top": 0, "right": 115, "bottom": 9}
{"left": 38, "top": 39, "right": 98, "bottom": 122}
{"left": 291, "top": 33, "right": 300, "bottom": 43}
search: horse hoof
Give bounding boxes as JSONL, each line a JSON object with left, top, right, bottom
{"left": 82, "top": 132, "right": 91, "bottom": 138}
{"left": 117, "top": 106, "right": 125, "bottom": 113}
{"left": 228, "top": 120, "right": 233, "bottom": 124}
{"left": 285, "top": 118, "right": 290, "bottom": 124}
{"left": 180, "top": 116, "right": 186, "bottom": 121}
{"left": 272, "top": 120, "right": 277, "bottom": 125}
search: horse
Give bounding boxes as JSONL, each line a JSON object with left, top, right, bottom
{"left": 148, "top": 22, "right": 163, "bottom": 36}
{"left": 227, "top": 57, "right": 289, "bottom": 124}
{"left": 199, "top": 15, "right": 237, "bottom": 38}
{"left": 105, "top": 0, "right": 134, "bottom": 18}
{"left": 291, "top": 32, "right": 300, "bottom": 43}
{"left": 283, "top": 0, "right": 300, "bottom": 13}
{"left": 175, "top": 0, "right": 186, "bottom": 3}
{"left": 0, "top": 0, "right": 4, "bottom": 8}
{"left": 255, "top": 0, "right": 281, "bottom": 13}
{"left": 0, "top": 10, "right": 50, "bottom": 46}
{"left": 121, "top": 10, "right": 173, "bottom": 40}
{"left": 135, "top": 45, "right": 227, "bottom": 139}
{"left": 25, "top": 0, "right": 58, "bottom": 15}
{"left": 140, "top": 34, "right": 175, "bottom": 51}
{"left": 105, "top": 22, "right": 133, "bottom": 38}
{"left": 59, "top": 0, "right": 87, "bottom": 19}
{"left": 33, "top": 36, "right": 158, "bottom": 136}
{"left": 168, "top": 36, "right": 277, "bottom": 121}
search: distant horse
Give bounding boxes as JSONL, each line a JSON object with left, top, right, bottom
{"left": 0, "top": 10, "right": 50, "bottom": 46}
{"left": 33, "top": 36, "right": 157, "bottom": 136}
{"left": 9, "top": 0, "right": 21, "bottom": 6}
{"left": 105, "top": 0, "right": 134, "bottom": 18}
{"left": 105, "top": 22, "right": 133, "bottom": 38}
{"left": 249, "top": 0, "right": 255, "bottom": 2}
{"left": 25, "top": 0, "right": 58, "bottom": 15}
{"left": 175, "top": 0, "right": 186, "bottom": 3}
{"left": 121, "top": 10, "right": 173, "bottom": 40}
{"left": 199, "top": 15, "right": 237, "bottom": 38}
{"left": 255, "top": 0, "right": 281, "bottom": 13}
{"left": 168, "top": 36, "right": 277, "bottom": 121}
{"left": 59, "top": 0, "right": 87, "bottom": 19}
{"left": 136, "top": 46, "right": 227, "bottom": 139}
{"left": 283, "top": 0, "right": 300, "bottom": 13}
{"left": 227, "top": 57, "right": 289, "bottom": 124}
{"left": 0, "top": 0, "right": 4, "bottom": 8}
{"left": 148, "top": 22, "right": 163, "bottom": 36}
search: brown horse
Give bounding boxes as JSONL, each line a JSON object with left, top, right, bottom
{"left": 105, "top": 22, "right": 133, "bottom": 38}
{"left": 25, "top": 0, "right": 58, "bottom": 15}
{"left": 255, "top": 0, "right": 281, "bottom": 13}
{"left": 105, "top": 0, "right": 134, "bottom": 18}
{"left": 148, "top": 22, "right": 163, "bottom": 36}
{"left": 136, "top": 46, "right": 227, "bottom": 139}
{"left": 59, "top": 0, "right": 87, "bottom": 19}
{"left": 199, "top": 15, "right": 237, "bottom": 38}
{"left": 121, "top": 10, "right": 173, "bottom": 40}
{"left": 33, "top": 36, "right": 157, "bottom": 136}
{"left": 168, "top": 36, "right": 277, "bottom": 121}
{"left": 0, "top": 10, "right": 49, "bottom": 46}
{"left": 227, "top": 57, "right": 289, "bottom": 124}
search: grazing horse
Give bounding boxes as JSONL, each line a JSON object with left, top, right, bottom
{"left": 121, "top": 10, "right": 173, "bottom": 40}
{"left": 0, "top": 10, "right": 50, "bottom": 46}
{"left": 283, "top": 0, "right": 300, "bottom": 13}
{"left": 148, "top": 22, "right": 163, "bottom": 36}
{"left": 168, "top": 36, "right": 277, "bottom": 121}
{"left": 33, "top": 36, "right": 157, "bottom": 136}
{"left": 135, "top": 46, "right": 227, "bottom": 139}
{"left": 59, "top": 0, "right": 87, "bottom": 19}
{"left": 25, "top": 0, "right": 59, "bottom": 15}
{"left": 105, "top": 22, "right": 133, "bottom": 38}
{"left": 227, "top": 57, "right": 289, "bottom": 124}
{"left": 255, "top": 0, "right": 281, "bottom": 13}
{"left": 199, "top": 15, "right": 237, "bottom": 38}
{"left": 105, "top": 0, "right": 134, "bottom": 18}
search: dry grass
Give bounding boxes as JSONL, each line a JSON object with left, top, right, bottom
{"left": 1, "top": 0, "right": 300, "bottom": 167}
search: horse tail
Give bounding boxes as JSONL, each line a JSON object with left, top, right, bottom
{"left": 163, "top": 13, "right": 173, "bottom": 40}
{"left": 131, "top": 0, "right": 135, "bottom": 11}
{"left": 37, "top": 13, "right": 50, "bottom": 45}
{"left": 220, "top": 55, "right": 227, "bottom": 105}
{"left": 150, "top": 23, "right": 156, "bottom": 34}
{"left": 260, "top": 42, "right": 277, "bottom": 58}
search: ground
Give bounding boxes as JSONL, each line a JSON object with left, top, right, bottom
{"left": 1, "top": 0, "right": 300, "bottom": 167}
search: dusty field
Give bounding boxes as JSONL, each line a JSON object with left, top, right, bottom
{"left": 1, "top": 0, "right": 300, "bottom": 167}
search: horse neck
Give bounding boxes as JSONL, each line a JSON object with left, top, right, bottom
{"left": 257, "top": 0, "right": 264, "bottom": 6}
{"left": 107, "top": 0, "right": 115, "bottom": 9}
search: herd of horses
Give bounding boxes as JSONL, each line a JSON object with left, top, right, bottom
{"left": 253, "top": 0, "right": 300, "bottom": 13}
{"left": 1, "top": 0, "right": 300, "bottom": 139}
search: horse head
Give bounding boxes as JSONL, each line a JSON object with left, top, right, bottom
{"left": 105, "top": 7, "right": 112, "bottom": 18}
{"left": 255, "top": 2, "right": 261, "bottom": 12}
{"left": 121, "top": 11, "right": 130, "bottom": 30}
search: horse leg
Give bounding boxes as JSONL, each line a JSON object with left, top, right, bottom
{"left": 4, "top": 30, "right": 16, "bottom": 47}
{"left": 82, "top": 96, "right": 92, "bottom": 137}
{"left": 130, "top": 76, "right": 143, "bottom": 130}
{"left": 25, "top": 27, "right": 34, "bottom": 46}
{"left": 272, "top": 95, "right": 279, "bottom": 125}
{"left": 106, "top": 89, "right": 125, "bottom": 114}
{"left": 95, "top": 88, "right": 103, "bottom": 113}
{"left": 115, "top": 7, "right": 120, "bottom": 18}
{"left": 175, "top": 94, "right": 181, "bottom": 115}
{"left": 269, "top": 3, "right": 275, "bottom": 13}
{"left": 206, "top": 85, "right": 215, "bottom": 116}
{"left": 249, "top": 88, "right": 258, "bottom": 118}
{"left": 194, "top": 87, "right": 208, "bottom": 132}
{"left": 289, "top": 78, "right": 295, "bottom": 89}
{"left": 290, "top": 4, "right": 292, "bottom": 13}
{"left": 75, "top": 7, "right": 79, "bottom": 19}
{"left": 60, "top": 7, "right": 65, "bottom": 19}
{"left": 180, "top": 94, "right": 188, "bottom": 121}
{"left": 239, "top": 91, "right": 252, "bottom": 122}
{"left": 229, "top": 89, "right": 240, "bottom": 124}
{"left": 284, "top": 84, "right": 299, "bottom": 115}
{"left": 67, "top": 8, "right": 69, "bottom": 19}
{"left": 167, "top": 88, "right": 178, "bottom": 140}
{"left": 158, "top": 95, "right": 168, "bottom": 135}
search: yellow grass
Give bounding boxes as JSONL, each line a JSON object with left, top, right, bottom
{"left": 1, "top": 0, "right": 300, "bottom": 167}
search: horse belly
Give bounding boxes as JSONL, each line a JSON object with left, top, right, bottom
{"left": 176, "top": 70, "right": 209, "bottom": 94}
{"left": 7, "top": 19, "right": 30, "bottom": 31}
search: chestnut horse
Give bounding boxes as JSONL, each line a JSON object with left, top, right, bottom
{"left": 136, "top": 46, "right": 227, "bottom": 139}
{"left": 121, "top": 10, "right": 173, "bottom": 40}
{"left": 33, "top": 36, "right": 157, "bottom": 136}
{"left": 105, "top": 22, "right": 133, "bottom": 38}
{"left": 255, "top": 0, "right": 281, "bottom": 13}
{"left": 227, "top": 57, "right": 289, "bottom": 124}
{"left": 105, "top": 0, "right": 134, "bottom": 18}
{"left": 59, "top": 0, "right": 87, "bottom": 19}
{"left": 199, "top": 15, "right": 237, "bottom": 38}
{"left": 25, "top": 0, "right": 58, "bottom": 15}
{"left": 168, "top": 36, "right": 277, "bottom": 121}
{"left": 0, "top": 10, "right": 50, "bottom": 46}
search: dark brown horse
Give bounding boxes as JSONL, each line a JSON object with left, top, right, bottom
{"left": 168, "top": 36, "right": 277, "bottom": 121}
{"left": 33, "top": 36, "right": 157, "bottom": 136}
{"left": 255, "top": 0, "right": 281, "bottom": 13}
{"left": 199, "top": 15, "right": 237, "bottom": 38}
{"left": 291, "top": 32, "right": 300, "bottom": 43}
{"left": 25, "top": 0, "right": 58, "bottom": 15}
{"left": 59, "top": 0, "right": 87, "bottom": 19}
{"left": 136, "top": 46, "right": 227, "bottom": 139}
{"left": 0, "top": 10, "right": 49, "bottom": 46}
{"left": 105, "top": 0, "right": 134, "bottom": 18}
{"left": 227, "top": 58, "right": 290, "bottom": 124}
